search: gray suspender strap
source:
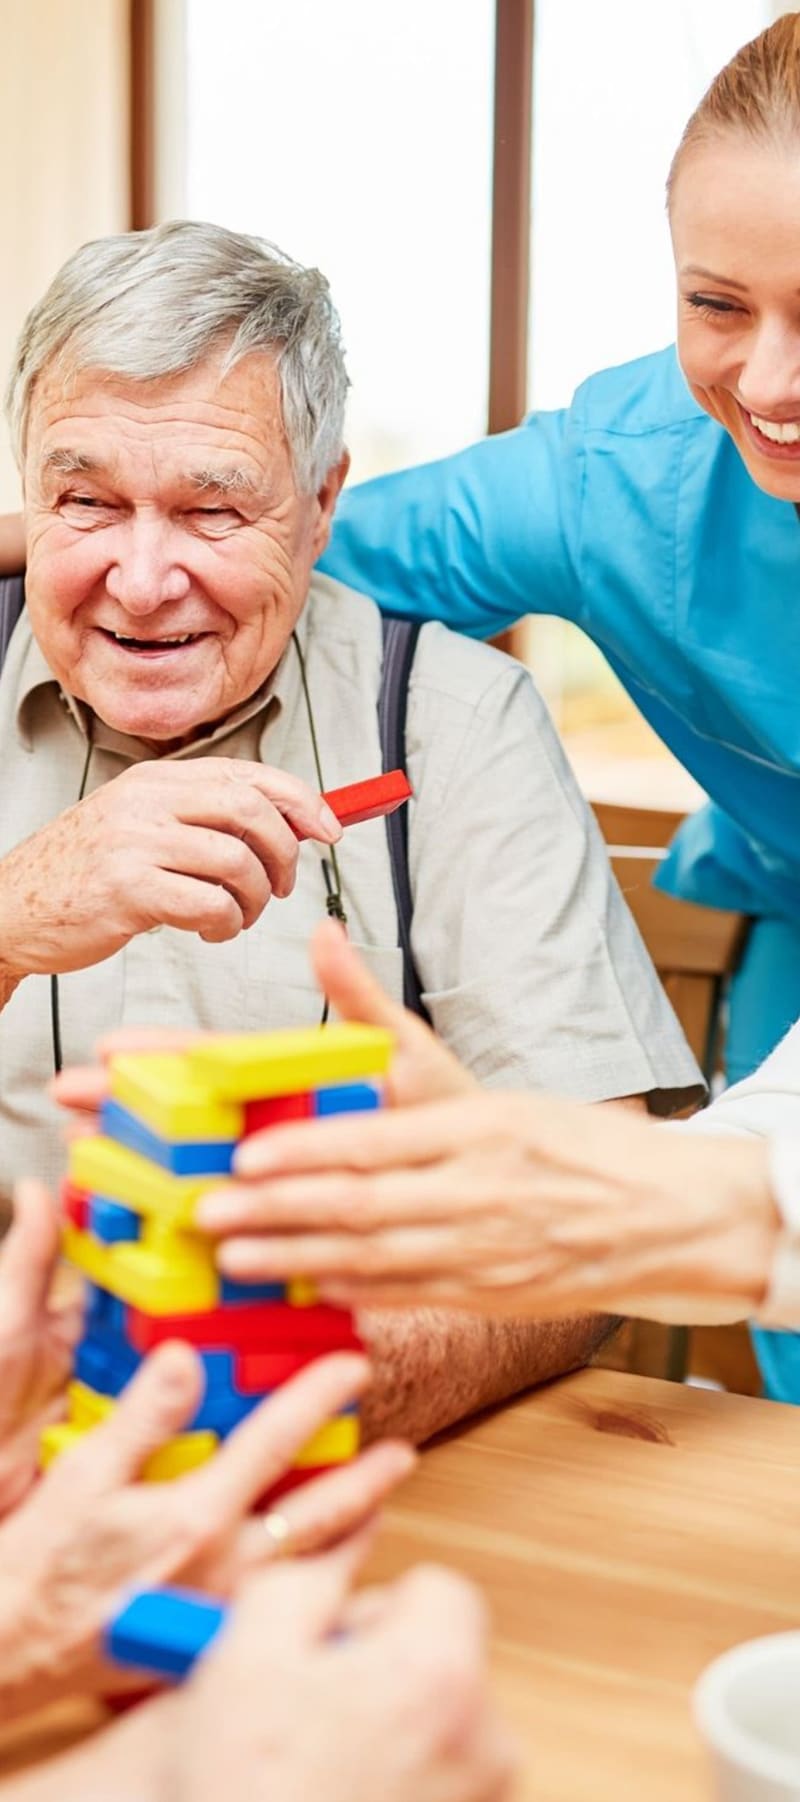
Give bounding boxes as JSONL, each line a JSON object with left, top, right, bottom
{"left": 378, "top": 615, "right": 431, "bottom": 1022}
{"left": 0, "top": 576, "right": 25, "bottom": 675}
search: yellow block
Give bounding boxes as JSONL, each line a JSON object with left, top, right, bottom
{"left": 40, "top": 1414, "right": 218, "bottom": 1481}
{"left": 68, "top": 1379, "right": 115, "bottom": 1428}
{"left": 143, "top": 1431, "right": 218, "bottom": 1481}
{"left": 287, "top": 1278, "right": 319, "bottom": 1308}
{"left": 187, "top": 1023, "right": 393, "bottom": 1102}
{"left": 295, "top": 1412, "right": 360, "bottom": 1468}
{"left": 69, "top": 1137, "right": 218, "bottom": 1228}
{"left": 63, "top": 1221, "right": 219, "bottom": 1315}
{"left": 109, "top": 1054, "right": 244, "bottom": 1142}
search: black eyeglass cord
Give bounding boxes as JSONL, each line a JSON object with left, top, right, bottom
{"left": 291, "top": 629, "right": 348, "bottom": 1026}
{"left": 50, "top": 723, "right": 94, "bottom": 1075}
{"left": 50, "top": 638, "right": 345, "bottom": 1068}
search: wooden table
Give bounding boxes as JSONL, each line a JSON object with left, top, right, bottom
{"left": 366, "top": 1368, "right": 800, "bottom": 1802}
{"left": 3, "top": 1367, "right": 800, "bottom": 1799}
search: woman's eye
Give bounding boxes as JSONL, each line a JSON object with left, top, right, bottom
{"left": 685, "top": 293, "right": 741, "bottom": 317}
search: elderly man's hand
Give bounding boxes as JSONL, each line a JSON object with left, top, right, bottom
{"left": 173, "top": 1539, "right": 517, "bottom": 1802}
{"left": 0, "top": 1181, "right": 81, "bottom": 1517}
{"left": 0, "top": 1344, "right": 413, "bottom": 1720}
{"left": 0, "top": 759, "right": 342, "bottom": 991}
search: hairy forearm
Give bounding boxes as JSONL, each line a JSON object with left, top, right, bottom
{"left": 357, "top": 1308, "right": 615, "bottom": 1445}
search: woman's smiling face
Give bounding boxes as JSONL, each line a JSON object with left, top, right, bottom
{"left": 671, "top": 133, "right": 800, "bottom": 501}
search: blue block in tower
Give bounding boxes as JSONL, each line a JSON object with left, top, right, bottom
{"left": 100, "top": 1099, "right": 237, "bottom": 1177}
{"left": 314, "top": 1081, "right": 382, "bottom": 1117}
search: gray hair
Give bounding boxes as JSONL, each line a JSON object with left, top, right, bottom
{"left": 5, "top": 219, "right": 349, "bottom": 493}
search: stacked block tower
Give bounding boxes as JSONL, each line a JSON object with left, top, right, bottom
{"left": 42, "top": 1022, "right": 393, "bottom": 1497}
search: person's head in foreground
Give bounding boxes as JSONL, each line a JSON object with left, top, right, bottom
{"left": 670, "top": 10, "right": 800, "bottom": 503}
{"left": 6, "top": 220, "right": 350, "bottom": 747}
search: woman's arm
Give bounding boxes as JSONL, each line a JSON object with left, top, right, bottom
{"left": 320, "top": 413, "right": 579, "bottom": 635}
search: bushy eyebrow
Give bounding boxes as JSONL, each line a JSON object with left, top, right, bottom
{"left": 42, "top": 448, "right": 99, "bottom": 475}
{"left": 187, "top": 466, "right": 259, "bottom": 497}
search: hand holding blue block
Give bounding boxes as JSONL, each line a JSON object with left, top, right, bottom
{"left": 105, "top": 1585, "right": 228, "bottom": 1679}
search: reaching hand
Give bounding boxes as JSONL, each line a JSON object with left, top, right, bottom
{"left": 174, "top": 1538, "right": 516, "bottom": 1802}
{"left": 0, "top": 1181, "right": 82, "bottom": 1516}
{"left": 0, "top": 1344, "right": 413, "bottom": 1720}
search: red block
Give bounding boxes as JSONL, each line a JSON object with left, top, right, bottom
{"left": 61, "top": 1180, "right": 90, "bottom": 1232}
{"left": 127, "top": 1301, "right": 361, "bottom": 1356}
{"left": 234, "top": 1347, "right": 344, "bottom": 1393}
{"left": 243, "top": 1092, "right": 314, "bottom": 1136}
{"left": 295, "top": 770, "right": 412, "bottom": 839}
{"left": 255, "top": 1465, "right": 331, "bottom": 1508}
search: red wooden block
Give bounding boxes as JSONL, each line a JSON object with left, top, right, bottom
{"left": 243, "top": 1092, "right": 314, "bottom": 1137}
{"left": 234, "top": 1347, "right": 344, "bottom": 1393}
{"left": 127, "top": 1301, "right": 361, "bottom": 1356}
{"left": 61, "top": 1180, "right": 90, "bottom": 1232}
{"left": 255, "top": 1465, "right": 331, "bottom": 1508}
{"left": 294, "top": 770, "right": 412, "bottom": 839}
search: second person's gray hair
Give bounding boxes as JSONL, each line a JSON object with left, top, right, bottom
{"left": 5, "top": 219, "right": 350, "bottom": 492}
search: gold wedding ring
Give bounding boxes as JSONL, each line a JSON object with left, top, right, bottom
{"left": 261, "top": 1509, "right": 293, "bottom": 1556}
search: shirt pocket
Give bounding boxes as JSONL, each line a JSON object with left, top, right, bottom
{"left": 241, "top": 931, "right": 405, "bottom": 1030}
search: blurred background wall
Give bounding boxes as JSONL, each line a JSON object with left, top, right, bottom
{"left": 0, "top": 0, "right": 130, "bottom": 508}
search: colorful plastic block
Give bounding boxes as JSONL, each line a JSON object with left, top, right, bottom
{"left": 76, "top": 1336, "right": 139, "bottom": 1395}
{"left": 101, "top": 1099, "right": 237, "bottom": 1178}
{"left": 233, "top": 1348, "right": 321, "bottom": 1390}
{"left": 144, "top": 1432, "right": 219, "bottom": 1481}
{"left": 109, "top": 1054, "right": 244, "bottom": 1142}
{"left": 89, "top": 1196, "right": 141, "bottom": 1244}
{"left": 186, "top": 1024, "right": 393, "bottom": 1103}
{"left": 61, "top": 1181, "right": 90, "bottom": 1231}
{"left": 63, "top": 1223, "right": 219, "bottom": 1315}
{"left": 127, "top": 1299, "right": 360, "bottom": 1355}
{"left": 219, "top": 1275, "right": 286, "bottom": 1303}
{"left": 295, "top": 1412, "right": 360, "bottom": 1467}
{"left": 105, "top": 1586, "right": 228, "bottom": 1679}
{"left": 68, "top": 1378, "right": 115, "bottom": 1428}
{"left": 294, "top": 770, "right": 412, "bottom": 835}
{"left": 85, "top": 1282, "right": 128, "bottom": 1341}
{"left": 314, "top": 1080, "right": 382, "bottom": 1117}
{"left": 287, "top": 1278, "right": 320, "bottom": 1308}
{"left": 40, "top": 1421, "right": 85, "bottom": 1469}
{"left": 242, "top": 1091, "right": 314, "bottom": 1136}
{"left": 69, "top": 1138, "right": 217, "bottom": 1228}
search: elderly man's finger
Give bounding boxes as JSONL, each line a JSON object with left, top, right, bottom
{"left": 184, "top": 1353, "right": 370, "bottom": 1523}
{"left": 2, "top": 1182, "right": 61, "bottom": 1321}
{"left": 53, "top": 1343, "right": 203, "bottom": 1493}
{"left": 244, "top": 764, "right": 342, "bottom": 846}
{"left": 229, "top": 1524, "right": 377, "bottom": 1651}
{"left": 236, "top": 1439, "right": 416, "bottom": 1568}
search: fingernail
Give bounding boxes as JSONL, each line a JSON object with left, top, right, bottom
{"left": 320, "top": 803, "right": 342, "bottom": 839}
{"left": 196, "top": 1189, "right": 240, "bottom": 1229}
{"left": 233, "top": 1139, "right": 276, "bottom": 1176}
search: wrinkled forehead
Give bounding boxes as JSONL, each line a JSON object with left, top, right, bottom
{"left": 25, "top": 346, "right": 291, "bottom": 490}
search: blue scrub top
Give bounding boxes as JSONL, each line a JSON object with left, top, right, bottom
{"left": 321, "top": 345, "right": 800, "bottom": 924}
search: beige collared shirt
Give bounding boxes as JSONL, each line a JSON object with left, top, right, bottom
{"left": 0, "top": 572, "right": 703, "bottom": 1190}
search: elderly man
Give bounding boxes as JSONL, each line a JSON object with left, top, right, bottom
{"left": 0, "top": 220, "right": 701, "bottom": 1443}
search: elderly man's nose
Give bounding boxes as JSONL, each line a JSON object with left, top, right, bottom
{"left": 105, "top": 528, "right": 190, "bottom": 613}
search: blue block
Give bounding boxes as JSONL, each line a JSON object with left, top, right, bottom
{"left": 105, "top": 1586, "right": 228, "bottom": 1679}
{"left": 76, "top": 1336, "right": 139, "bottom": 1395}
{"left": 194, "top": 1388, "right": 262, "bottom": 1435}
{"left": 220, "top": 1275, "right": 285, "bottom": 1304}
{"left": 100, "top": 1099, "right": 237, "bottom": 1177}
{"left": 314, "top": 1081, "right": 382, "bottom": 1117}
{"left": 89, "top": 1195, "right": 141, "bottom": 1244}
{"left": 85, "top": 1283, "right": 128, "bottom": 1341}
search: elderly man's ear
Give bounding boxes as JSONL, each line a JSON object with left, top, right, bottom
{"left": 311, "top": 451, "right": 350, "bottom": 560}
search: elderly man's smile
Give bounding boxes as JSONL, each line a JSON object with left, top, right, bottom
{"left": 97, "top": 625, "right": 213, "bottom": 659}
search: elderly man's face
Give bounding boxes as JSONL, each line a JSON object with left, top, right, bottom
{"left": 23, "top": 348, "right": 347, "bottom": 744}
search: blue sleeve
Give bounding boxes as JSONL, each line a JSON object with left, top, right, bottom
{"left": 319, "top": 409, "right": 582, "bottom": 639}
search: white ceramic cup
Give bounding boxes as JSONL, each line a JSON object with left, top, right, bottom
{"left": 694, "top": 1634, "right": 800, "bottom": 1800}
